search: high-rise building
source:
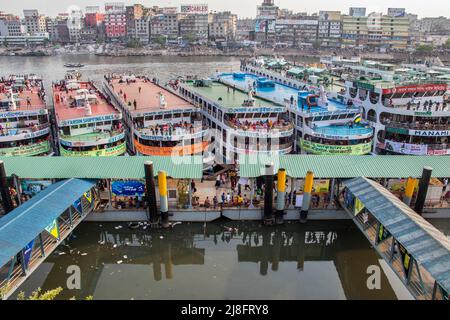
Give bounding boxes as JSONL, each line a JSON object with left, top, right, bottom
{"left": 126, "top": 4, "right": 145, "bottom": 39}
{"left": 85, "top": 6, "right": 104, "bottom": 27}
{"left": 67, "top": 9, "right": 83, "bottom": 43}
{"left": 150, "top": 10, "right": 180, "bottom": 41}
{"left": 236, "top": 18, "right": 255, "bottom": 41}
{"left": 23, "top": 9, "right": 47, "bottom": 35}
{"left": 104, "top": 3, "right": 126, "bottom": 40}
{"left": 179, "top": 5, "right": 211, "bottom": 42}
{"left": 0, "top": 13, "right": 26, "bottom": 37}
{"left": 342, "top": 11, "right": 410, "bottom": 49}
{"left": 209, "top": 12, "right": 237, "bottom": 41}
{"left": 275, "top": 15, "right": 318, "bottom": 47}
{"left": 342, "top": 14, "right": 369, "bottom": 47}
{"left": 255, "top": 0, "right": 279, "bottom": 45}
{"left": 318, "top": 11, "right": 342, "bottom": 47}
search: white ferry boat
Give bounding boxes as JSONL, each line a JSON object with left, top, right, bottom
{"left": 52, "top": 78, "right": 126, "bottom": 157}
{"left": 0, "top": 74, "right": 53, "bottom": 157}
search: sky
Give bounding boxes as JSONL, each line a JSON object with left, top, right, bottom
{"left": 0, "top": 0, "right": 448, "bottom": 19}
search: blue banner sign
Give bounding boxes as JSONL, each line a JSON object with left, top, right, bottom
{"left": 112, "top": 180, "right": 145, "bottom": 196}
{"left": 23, "top": 239, "right": 35, "bottom": 269}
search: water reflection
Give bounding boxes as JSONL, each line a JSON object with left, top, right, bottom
{"left": 14, "top": 221, "right": 398, "bottom": 300}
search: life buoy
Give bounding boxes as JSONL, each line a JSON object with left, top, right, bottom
{"left": 306, "top": 94, "right": 319, "bottom": 107}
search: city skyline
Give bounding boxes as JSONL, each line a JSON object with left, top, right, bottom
{"left": 1, "top": 0, "right": 449, "bottom": 19}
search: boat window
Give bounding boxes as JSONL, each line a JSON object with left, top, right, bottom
{"left": 261, "top": 113, "right": 270, "bottom": 118}
{"left": 163, "top": 114, "right": 171, "bottom": 120}
{"left": 154, "top": 115, "right": 162, "bottom": 120}
{"left": 173, "top": 113, "right": 181, "bottom": 118}
{"left": 183, "top": 112, "right": 190, "bottom": 117}
{"left": 8, "top": 118, "right": 18, "bottom": 122}
{"left": 79, "top": 124, "right": 87, "bottom": 128}
{"left": 144, "top": 116, "right": 153, "bottom": 121}
{"left": 87, "top": 123, "right": 94, "bottom": 127}
{"left": 244, "top": 113, "right": 253, "bottom": 118}
{"left": 61, "top": 127, "right": 70, "bottom": 135}
{"left": 104, "top": 121, "right": 112, "bottom": 125}
{"left": 321, "top": 116, "right": 331, "bottom": 121}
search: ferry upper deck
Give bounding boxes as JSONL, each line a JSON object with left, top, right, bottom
{"left": 53, "top": 80, "right": 126, "bottom": 157}
{"left": 104, "top": 75, "right": 209, "bottom": 157}
{"left": 177, "top": 78, "right": 294, "bottom": 163}
{"left": 219, "top": 72, "right": 357, "bottom": 115}
{"left": 0, "top": 75, "right": 52, "bottom": 157}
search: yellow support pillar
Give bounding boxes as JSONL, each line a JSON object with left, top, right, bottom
{"left": 403, "top": 177, "right": 416, "bottom": 207}
{"left": 158, "top": 171, "right": 170, "bottom": 228}
{"left": 275, "top": 169, "right": 287, "bottom": 224}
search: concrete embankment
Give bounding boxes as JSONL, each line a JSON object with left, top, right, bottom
{"left": 83, "top": 208, "right": 450, "bottom": 222}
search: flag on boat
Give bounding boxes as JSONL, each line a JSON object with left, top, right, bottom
{"left": 353, "top": 114, "right": 362, "bottom": 124}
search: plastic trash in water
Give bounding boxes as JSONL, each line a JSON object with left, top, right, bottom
{"left": 81, "top": 253, "right": 88, "bottom": 256}
{"left": 117, "top": 260, "right": 123, "bottom": 264}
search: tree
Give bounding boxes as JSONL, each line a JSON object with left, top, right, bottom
{"left": 126, "top": 38, "right": 142, "bottom": 48}
{"left": 17, "top": 287, "right": 63, "bottom": 300}
{"left": 444, "top": 38, "right": 450, "bottom": 50}
{"left": 154, "top": 36, "right": 167, "bottom": 46}
{"left": 183, "top": 33, "right": 196, "bottom": 44}
{"left": 415, "top": 44, "right": 434, "bottom": 54}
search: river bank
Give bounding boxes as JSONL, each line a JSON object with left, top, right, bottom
{"left": 2, "top": 44, "right": 449, "bottom": 63}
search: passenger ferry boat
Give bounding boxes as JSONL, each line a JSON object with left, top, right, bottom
{"left": 0, "top": 74, "right": 53, "bottom": 157}
{"left": 342, "top": 73, "right": 449, "bottom": 156}
{"left": 52, "top": 78, "right": 126, "bottom": 157}
{"left": 218, "top": 72, "right": 374, "bottom": 155}
{"left": 102, "top": 74, "right": 211, "bottom": 162}
{"left": 172, "top": 77, "right": 294, "bottom": 164}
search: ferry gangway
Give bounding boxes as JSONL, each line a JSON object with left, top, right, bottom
{"left": 0, "top": 179, "right": 96, "bottom": 300}
{"left": 339, "top": 177, "right": 450, "bottom": 300}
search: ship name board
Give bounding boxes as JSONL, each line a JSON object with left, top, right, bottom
{"left": 227, "top": 106, "right": 285, "bottom": 114}
{"left": 382, "top": 84, "right": 447, "bottom": 95}
{"left": 0, "top": 109, "right": 47, "bottom": 118}
{"left": 133, "top": 108, "right": 196, "bottom": 118}
{"left": 411, "top": 130, "right": 450, "bottom": 137}
{"left": 59, "top": 114, "right": 121, "bottom": 126}
{"left": 60, "top": 132, "right": 126, "bottom": 147}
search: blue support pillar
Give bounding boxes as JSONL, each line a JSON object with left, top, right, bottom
{"left": 68, "top": 207, "right": 73, "bottom": 228}
{"left": 39, "top": 233, "right": 45, "bottom": 257}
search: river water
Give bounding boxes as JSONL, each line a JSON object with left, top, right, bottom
{"left": 12, "top": 219, "right": 450, "bottom": 300}
{"left": 2, "top": 55, "right": 449, "bottom": 300}
{"left": 0, "top": 54, "right": 242, "bottom": 87}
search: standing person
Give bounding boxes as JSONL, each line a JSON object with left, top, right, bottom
{"left": 191, "top": 180, "right": 196, "bottom": 193}
{"left": 221, "top": 192, "right": 226, "bottom": 206}
{"left": 215, "top": 176, "right": 221, "bottom": 190}
{"left": 226, "top": 193, "right": 231, "bottom": 205}
{"left": 213, "top": 196, "right": 218, "bottom": 209}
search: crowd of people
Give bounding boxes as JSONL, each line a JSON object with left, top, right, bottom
{"left": 226, "top": 117, "right": 291, "bottom": 132}
{"left": 134, "top": 120, "right": 199, "bottom": 137}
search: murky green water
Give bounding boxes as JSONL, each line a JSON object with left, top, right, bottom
{"left": 13, "top": 220, "right": 406, "bottom": 300}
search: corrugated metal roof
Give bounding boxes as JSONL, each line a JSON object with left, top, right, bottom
{"left": 344, "top": 177, "right": 450, "bottom": 293}
{"left": 238, "top": 155, "right": 450, "bottom": 178}
{"left": 0, "top": 178, "right": 95, "bottom": 267}
{"left": 0, "top": 156, "right": 203, "bottom": 180}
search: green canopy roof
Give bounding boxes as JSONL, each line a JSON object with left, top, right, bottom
{"left": 287, "top": 67, "right": 304, "bottom": 76}
{"left": 238, "top": 155, "right": 450, "bottom": 178}
{"left": 0, "top": 156, "right": 203, "bottom": 179}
